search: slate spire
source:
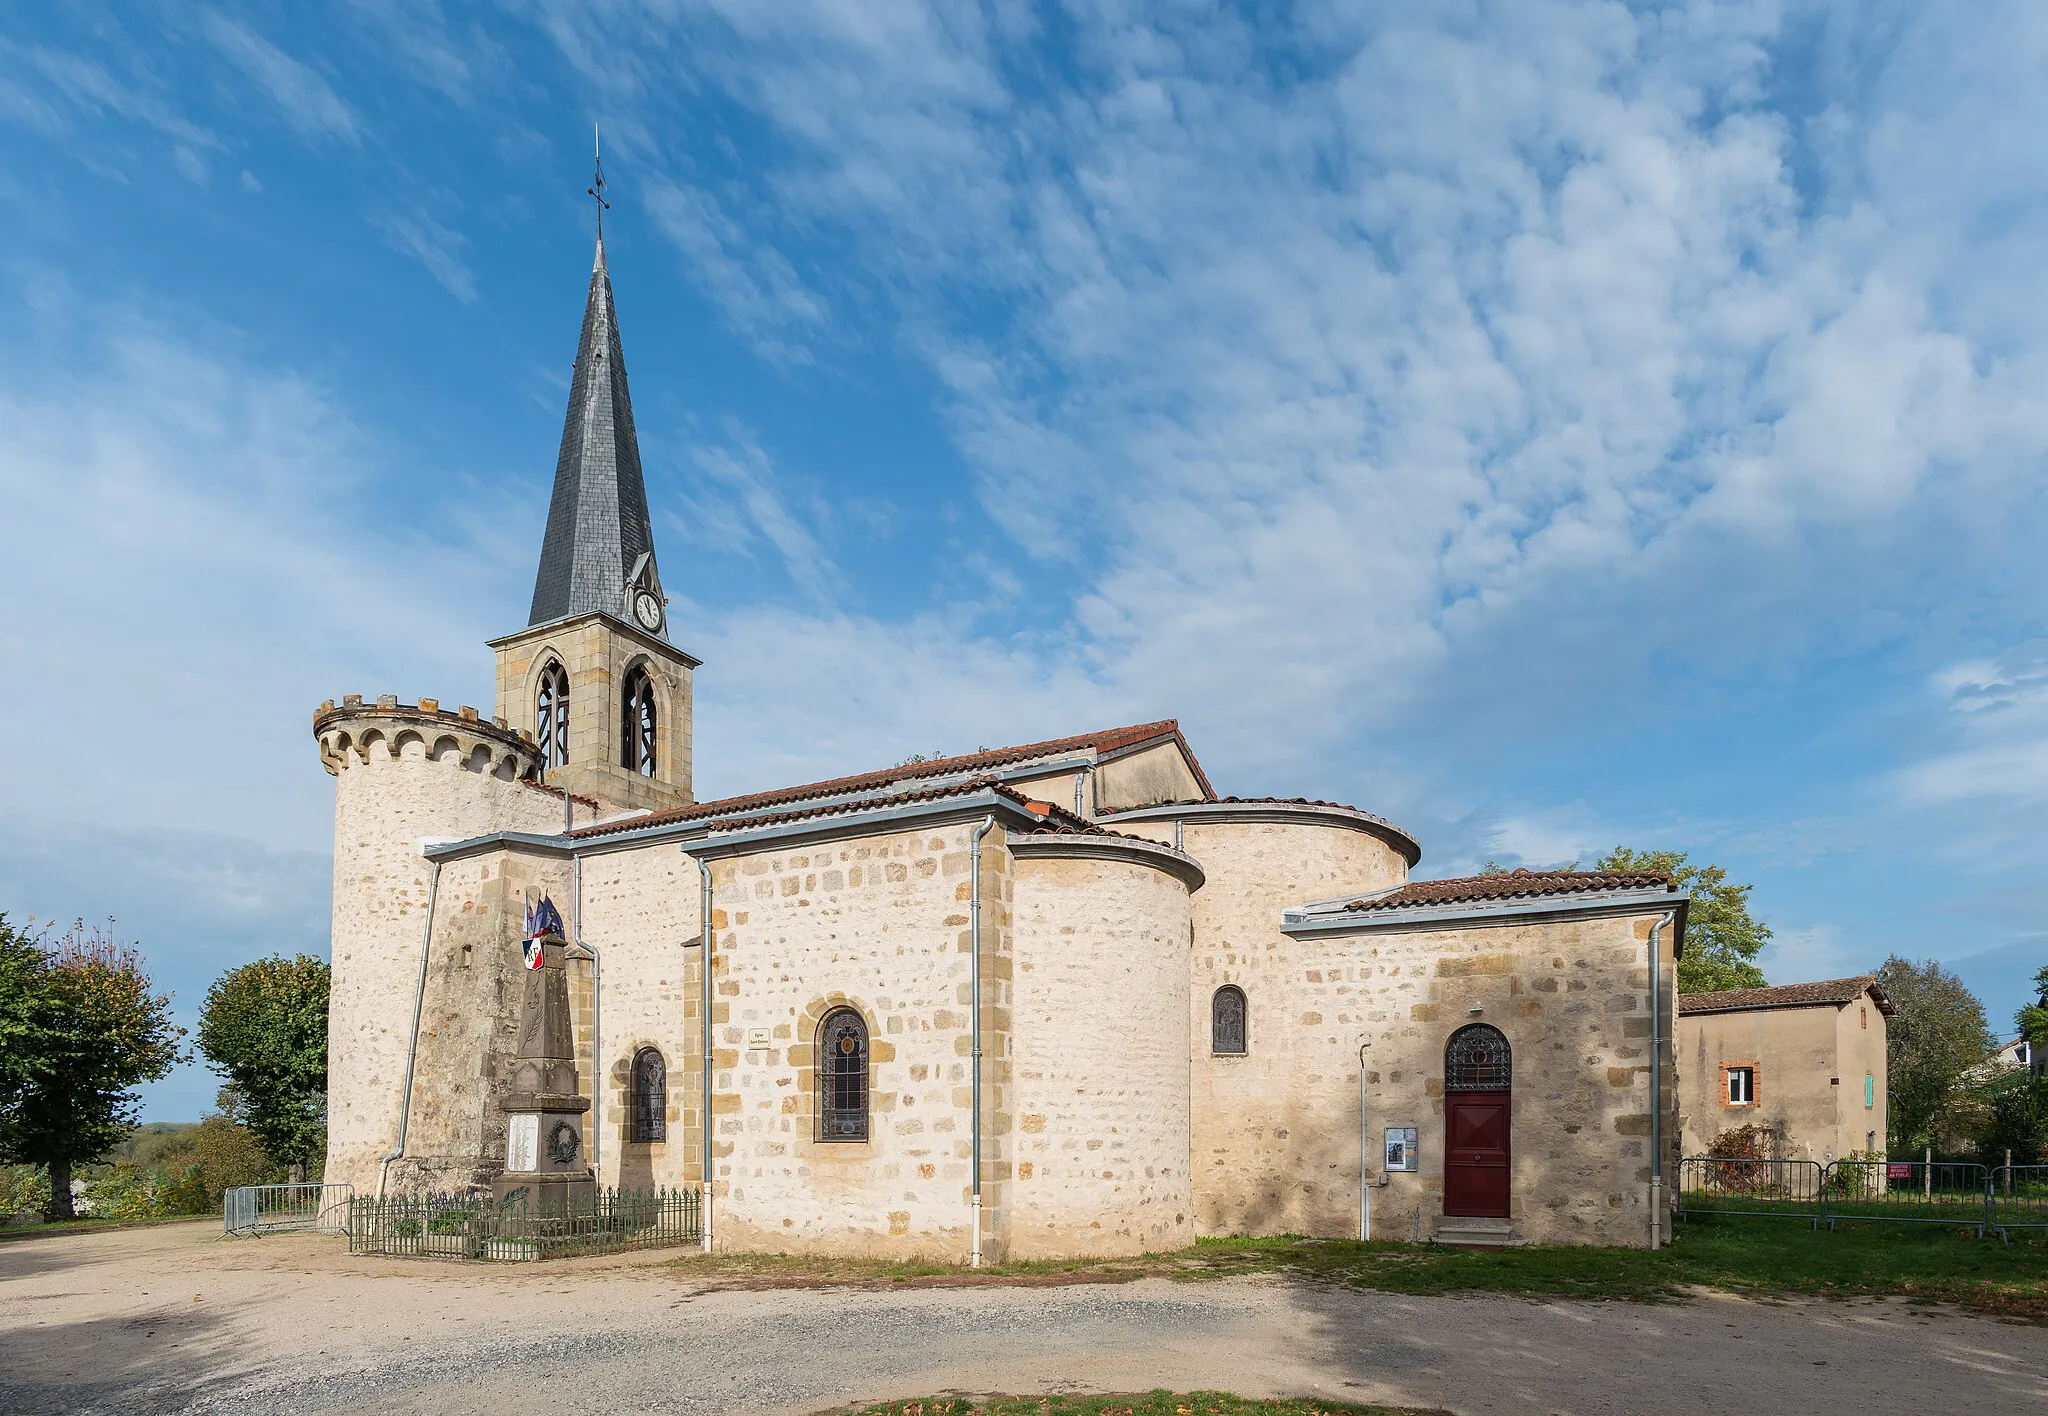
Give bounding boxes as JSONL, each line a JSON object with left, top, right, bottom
{"left": 528, "top": 235, "right": 661, "bottom": 633}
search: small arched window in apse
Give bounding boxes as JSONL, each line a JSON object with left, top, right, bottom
{"left": 621, "top": 664, "right": 657, "bottom": 776}
{"left": 818, "top": 1008, "right": 870, "bottom": 1141}
{"left": 629, "top": 1048, "right": 667, "bottom": 1143}
{"left": 1212, "top": 985, "right": 1248, "bottom": 1055}
{"left": 535, "top": 661, "right": 570, "bottom": 771}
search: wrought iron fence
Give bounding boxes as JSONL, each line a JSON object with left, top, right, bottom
{"left": 1990, "top": 1166, "right": 2048, "bottom": 1238}
{"left": 1673, "top": 1157, "right": 1826, "bottom": 1224}
{"left": 347, "top": 1186, "right": 701, "bottom": 1261}
{"left": 223, "top": 1183, "right": 355, "bottom": 1237}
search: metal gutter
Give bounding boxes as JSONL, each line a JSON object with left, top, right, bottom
{"left": 1006, "top": 830, "right": 1206, "bottom": 892}
{"left": 1107, "top": 799, "right": 1421, "bottom": 867}
{"left": 1283, "top": 887, "right": 1687, "bottom": 935}
{"left": 426, "top": 784, "right": 1063, "bottom": 866}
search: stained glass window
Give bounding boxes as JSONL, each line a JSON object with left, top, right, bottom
{"left": 1444, "top": 1024, "right": 1511, "bottom": 1090}
{"left": 819, "top": 1008, "right": 869, "bottom": 1141}
{"left": 536, "top": 661, "right": 570, "bottom": 770}
{"left": 1212, "top": 985, "right": 1248, "bottom": 1055}
{"left": 630, "top": 1048, "right": 666, "bottom": 1143}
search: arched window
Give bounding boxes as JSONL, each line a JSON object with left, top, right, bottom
{"left": 1444, "top": 1024, "right": 1512, "bottom": 1090}
{"left": 621, "top": 664, "right": 657, "bottom": 776}
{"left": 1211, "top": 985, "right": 1247, "bottom": 1055}
{"left": 818, "top": 1008, "right": 869, "bottom": 1141}
{"left": 629, "top": 1048, "right": 666, "bottom": 1143}
{"left": 535, "top": 661, "right": 570, "bottom": 770}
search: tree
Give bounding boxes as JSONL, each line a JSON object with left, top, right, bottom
{"left": 0, "top": 916, "right": 45, "bottom": 1122}
{"left": 1594, "top": 848, "right": 1770, "bottom": 993}
{"left": 1877, "top": 954, "right": 1995, "bottom": 1154}
{"left": 0, "top": 922, "right": 185, "bottom": 1219}
{"left": 2018, "top": 965, "right": 2048, "bottom": 1062}
{"left": 196, "top": 954, "right": 329, "bottom": 1173}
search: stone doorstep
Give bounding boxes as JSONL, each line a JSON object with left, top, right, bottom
{"left": 1432, "top": 1216, "right": 1525, "bottom": 1248}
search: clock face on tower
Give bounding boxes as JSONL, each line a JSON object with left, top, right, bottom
{"left": 632, "top": 590, "right": 663, "bottom": 631}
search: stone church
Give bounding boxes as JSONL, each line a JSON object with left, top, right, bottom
{"left": 316, "top": 236, "right": 1689, "bottom": 1258}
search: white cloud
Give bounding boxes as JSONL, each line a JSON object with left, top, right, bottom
{"left": 668, "top": 427, "right": 844, "bottom": 605}
{"left": 1897, "top": 643, "right": 2048, "bottom": 806}
{"left": 369, "top": 209, "right": 478, "bottom": 302}
{"left": 518, "top": 1, "right": 2048, "bottom": 796}
{"left": 201, "top": 10, "right": 361, "bottom": 144}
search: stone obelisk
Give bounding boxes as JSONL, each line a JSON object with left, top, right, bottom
{"left": 493, "top": 904, "right": 594, "bottom": 1218}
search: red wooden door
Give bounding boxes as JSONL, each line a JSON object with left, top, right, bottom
{"left": 1444, "top": 1090, "right": 1511, "bottom": 1217}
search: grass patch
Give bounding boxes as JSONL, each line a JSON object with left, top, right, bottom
{"left": 826, "top": 1394, "right": 1420, "bottom": 1416}
{"left": 1190, "top": 1217, "right": 2048, "bottom": 1320}
{"left": 0, "top": 1214, "right": 213, "bottom": 1244}
{"left": 665, "top": 1216, "right": 2048, "bottom": 1322}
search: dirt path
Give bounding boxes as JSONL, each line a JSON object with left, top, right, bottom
{"left": 3, "top": 1223, "right": 2045, "bottom": 1415}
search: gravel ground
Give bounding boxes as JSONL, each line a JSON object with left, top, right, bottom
{"left": 3, "top": 1223, "right": 2046, "bottom": 1415}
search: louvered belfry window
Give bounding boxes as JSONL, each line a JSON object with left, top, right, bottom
{"left": 1212, "top": 985, "right": 1248, "bottom": 1055}
{"left": 818, "top": 1008, "right": 869, "bottom": 1141}
{"left": 621, "top": 664, "right": 657, "bottom": 776}
{"left": 536, "top": 661, "right": 570, "bottom": 770}
{"left": 630, "top": 1048, "right": 666, "bottom": 1143}
{"left": 1445, "top": 1024, "right": 1512, "bottom": 1090}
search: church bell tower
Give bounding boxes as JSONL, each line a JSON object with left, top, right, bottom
{"left": 488, "top": 234, "right": 698, "bottom": 813}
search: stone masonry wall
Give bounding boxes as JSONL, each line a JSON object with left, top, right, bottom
{"left": 324, "top": 732, "right": 569, "bottom": 1196}
{"left": 701, "top": 821, "right": 1010, "bottom": 1259}
{"left": 1300, "top": 913, "right": 1679, "bottom": 1248}
{"left": 1006, "top": 850, "right": 1193, "bottom": 1258}
{"left": 574, "top": 843, "right": 706, "bottom": 1191}
{"left": 1113, "top": 816, "right": 1407, "bottom": 1237}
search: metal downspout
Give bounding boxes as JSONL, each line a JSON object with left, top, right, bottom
{"left": 969, "top": 814, "right": 996, "bottom": 1267}
{"left": 1649, "top": 910, "right": 1675, "bottom": 1251}
{"left": 697, "top": 855, "right": 714, "bottom": 1253}
{"left": 1357, "top": 1040, "right": 1371, "bottom": 1242}
{"left": 378, "top": 859, "right": 442, "bottom": 1201}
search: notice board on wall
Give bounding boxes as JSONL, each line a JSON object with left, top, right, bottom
{"left": 1383, "top": 1126, "right": 1419, "bottom": 1172}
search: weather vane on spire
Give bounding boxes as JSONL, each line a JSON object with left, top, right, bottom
{"left": 588, "top": 122, "right": 610, "bottom": 238}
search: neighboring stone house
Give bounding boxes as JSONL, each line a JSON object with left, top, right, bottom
{"left": 315, "top": 236, "right": 1689, "bottom": 1257}
{"left": 1676, "top": 977, "right": 1893, "bottom": 1162}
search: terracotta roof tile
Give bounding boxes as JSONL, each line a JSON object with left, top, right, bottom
{"left": 1678, "top": 976, "right": 1895, "bottom": 1016}
{"left": 1339, "top": 868, "right": 1676, "bottom": 913}
{"left": 569, "top": 719, "right": 1209, "bottom": 840}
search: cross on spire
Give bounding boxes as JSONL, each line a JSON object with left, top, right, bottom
{"left": 588, "top": 122, "right": 611, "bottom": 238}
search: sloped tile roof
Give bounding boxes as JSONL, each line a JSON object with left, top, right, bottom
{"left": 1338, "top": 868, "right": 1676, "bottom": 913}
{"left": 1679, "top": 976, "right": 1895, "bottom": 1017}
{"left": 569, "top": 719, "right": 1210, "bottom": 840}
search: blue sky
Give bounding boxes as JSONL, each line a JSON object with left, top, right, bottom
{"left": 2, "top": 1, "right": 2044, "bottom": 1121}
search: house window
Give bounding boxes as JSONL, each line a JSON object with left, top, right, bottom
{"left": 630, "top": 1048, "right": 667, "bottom": 1143}
{"left": 1444, "top": 1024, "right": 1512, "bottom": 1090}
{"left": 1865, "top": 1073, "right": 1874, "bottom": 1109}
{"left": 818, "top": 1008, "right": 869, "bottom": 1142}
{"left": 1860, "top": 1006, "right": 1867, "bottom": 1030}
{"left": 1725, "top": 1065, "right": 1757, "bottom": 1107}
{"left": 536, "top": 661, "right": 570, "bottom": 770}
{"left": 1211, "top": 985, "right": 1247, "bottom": 1055}
{"left": 621, "top": 665, "right": 657, "bottom": 776}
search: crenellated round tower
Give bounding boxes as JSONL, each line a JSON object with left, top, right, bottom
{"left": 315, "top": 695, "right": 568, "bottom": 1195}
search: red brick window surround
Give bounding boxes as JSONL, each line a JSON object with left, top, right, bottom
{"left": 1722, "top": 1061, "right": 1760, "bottom": 1108}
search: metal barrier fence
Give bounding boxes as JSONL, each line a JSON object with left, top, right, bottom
{"left": 347, "top": 1186, "right": 701, "bottom": 1261}
{"left": 1678, "top": 1158, "right": 2048, "bottom": 1238}
{"left": 1991, "top": 1166, "right": 2048, "bottom": 1237}
{"left": 1673, "top": 1158, "right": 1826, "bottom": 1225}
{"left": 223, "top": 1183, "right": 355, "bottom": 1237}
{"left": 1825, "top": 1160, "right": 1989, "bottom": 1234}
